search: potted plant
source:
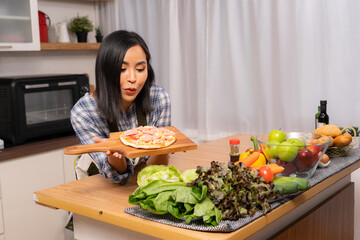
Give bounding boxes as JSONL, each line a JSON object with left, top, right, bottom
{"left": 69, "top": 15, "right": 94, "bottom": 43}
{"left": 95, "top": 26, "right": 103, "bottom": 43}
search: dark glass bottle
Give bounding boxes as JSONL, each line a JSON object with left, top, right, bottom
{"left": 315, "top": 106, "right": 320, "bottom": 129}
{"left": 317, "top": 100, "right": 329, "bottom": 127}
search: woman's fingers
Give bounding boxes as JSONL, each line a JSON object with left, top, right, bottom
{"left": 109, "top": 148, "right": 126, "bottom": 156}
{"left": 92, "top": 136, "right": 102, "bottom": 143}
{"left": 106, "top": 150, "right": 122, "bottom": 159}
{"left": 92, "top": 137, "right": 124, "bottom": 158}
{"left": 92, "top": 136, "right": 108, "bottom": 143}
{"left": 113, "top": 152, "right": 122, "bottom": 158}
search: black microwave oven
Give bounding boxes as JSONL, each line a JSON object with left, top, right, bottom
{"left": 0, "top": 74, "right": 89, "bottom": 147}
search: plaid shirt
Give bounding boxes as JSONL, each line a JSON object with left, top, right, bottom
{"left": 71, "top": 84, "right": 171, "bottom": 184}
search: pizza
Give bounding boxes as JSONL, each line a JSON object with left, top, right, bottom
{"left": 120, "top": 126, "right": 176, "bottom": 149}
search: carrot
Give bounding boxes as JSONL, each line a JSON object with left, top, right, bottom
{"left": 252, "top": 163, "right": 284, "bottom": 176}
{"left": 234, "top": 152, "right": 260, "bottom": 167}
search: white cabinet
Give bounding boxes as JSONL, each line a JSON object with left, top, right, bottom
{"left": 0, "top": 177, "right": 4, "bottom": 236}
{"left": 0, "top": 201, "right": 4, "bottom": 236}
{"left": 0, "top": 149, "right": 75, "bottom": 240}
{"left": 63, "top": 153, "right": 77, "bottom": 183}
{"left": 0, "top": 0, "right": 40, "bottom": 51}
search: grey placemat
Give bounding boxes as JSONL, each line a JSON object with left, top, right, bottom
{"left": 125, "top": 148, "right": 360, "bottom": 232}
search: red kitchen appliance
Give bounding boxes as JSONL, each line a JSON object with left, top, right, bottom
{"left": 38, "top": 11, "right": 50, "bottom": 42}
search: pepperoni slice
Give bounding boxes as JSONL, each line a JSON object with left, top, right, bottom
{"left": 142, "top": 134, "right": 154, "bottom": 142}
{"left": 124, "top": 128, "right": 138, "bottom": 137}
{"left": 158, "top": 127, "right": 169, "bottom": 132}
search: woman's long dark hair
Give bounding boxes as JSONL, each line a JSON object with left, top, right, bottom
{"left": 94, "top": 30, "right": 155, "bottom": 123}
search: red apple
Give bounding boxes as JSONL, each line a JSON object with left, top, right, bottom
{"left": 308, "top": 143, "right": 323, "bottom": 163}
{"left": 308, "top": 143, "right": 322, "bottom": 155}
{"left": 314, "top": 151, "right": 320, "bottom": 162}
{"left": 295, "top": 149, "right": 315, "bottom": 172}
{"left": 276, "top": 159, "right": 297, "bottom": 176}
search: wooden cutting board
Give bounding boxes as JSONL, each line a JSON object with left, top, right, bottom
{"left": 63, "top": 126, "right": 197, "bottom": 158}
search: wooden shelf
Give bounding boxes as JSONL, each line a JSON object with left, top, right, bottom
{"left": 41, "top": 42, "right": 101, "bottom": 51}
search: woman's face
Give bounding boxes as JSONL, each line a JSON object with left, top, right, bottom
{"left": 120, "top": 45, "right": 148, "bottom": 111}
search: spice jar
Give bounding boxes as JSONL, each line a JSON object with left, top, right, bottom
{"left": 229, "top": 138, "right": 240, "bottom": 163}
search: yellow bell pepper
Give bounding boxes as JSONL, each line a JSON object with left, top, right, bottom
{"left": 239, "top": 151, "right": 266, "bottom": 167}
{"left": 250, "top": 153, "right": 267, "bottom": 167}
{"left": 237, "top": 136, "right": 267, "bottom": 167}
{"left": 239, "top": 151, "right": 251, "bottom": 161}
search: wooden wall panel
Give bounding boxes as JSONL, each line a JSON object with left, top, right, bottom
{"left": 271, "top": 182, "right": 354, "bottom": 240}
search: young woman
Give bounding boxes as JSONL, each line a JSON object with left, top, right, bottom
{"left": 71, "top": 30, "right": 171, "bottom": 185}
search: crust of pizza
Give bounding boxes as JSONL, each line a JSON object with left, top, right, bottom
{"left": 119, "top": 126, "right": 176, "bottom": 149}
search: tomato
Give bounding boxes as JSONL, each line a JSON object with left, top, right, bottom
{"left": 258, "top": 166, "right": 274, "bottom": 183}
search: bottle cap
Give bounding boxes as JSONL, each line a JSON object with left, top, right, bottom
{"left": 229, "top": 139, "right": 240, "bottom": 145}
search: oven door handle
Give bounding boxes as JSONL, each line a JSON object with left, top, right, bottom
{"left": 25, "top": 83, "right": 50, "bottom": 89}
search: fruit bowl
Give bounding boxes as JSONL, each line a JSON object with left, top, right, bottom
{"left": 256, "top": 132, "right": 332, "bottom": 179}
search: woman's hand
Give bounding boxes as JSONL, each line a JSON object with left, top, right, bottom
{"left": 106, "top": 152, "right": 127, "bottom": 174}
{"left": 92, "top": 137, "right": 127, "bottom": 174}
{"left": 92, "top": 136, "right": 106, "bottom": 143}
{"left": 92, "top": 136, "right": 124, "bottom": 158}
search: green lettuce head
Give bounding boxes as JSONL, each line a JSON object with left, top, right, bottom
{"left": 180, "top": 169, "right": 198, "bottom": 183}
{"left": 137, "top": 165, "right": 181, "bottom": 187}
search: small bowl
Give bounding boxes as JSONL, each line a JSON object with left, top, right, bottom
{"left": 256, "top": 132, "right": 331, "bottom": 179}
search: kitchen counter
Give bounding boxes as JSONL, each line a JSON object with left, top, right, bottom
{"left": 33, "top": 133, "right": 359, "bottom": 240}
{"left": 0, "top": 134, "right": 79, "bottom": 162}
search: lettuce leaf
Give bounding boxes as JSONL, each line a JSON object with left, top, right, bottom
{"left": 137, "top": 165, "right": 182, "bottom": 187}
{"left": 128, "top": 180, "right": 222, "bottom": 227}
{"left": 180, "top": 169, "right": 198, "bottom": 183}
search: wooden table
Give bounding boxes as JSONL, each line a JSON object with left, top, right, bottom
{"left": 34, "top": 134, "right": 358, "bottom": 240}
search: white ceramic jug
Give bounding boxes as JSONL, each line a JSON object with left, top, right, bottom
{"left": 55, "top": 22, "right": 70, "bottom": 43}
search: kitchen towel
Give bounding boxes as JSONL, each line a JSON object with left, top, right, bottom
{"left": 125, "top": 148, "right": 360, "bottom": 232}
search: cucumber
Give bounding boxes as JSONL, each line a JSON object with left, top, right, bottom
{"left": 273, "top": 180, "right": 299, "bottom": 195}
{"left": 274, "top": 176, "right": 310, "bottom": 191}
{"left": 273, "top": 184, "right": 285, "bottom": 195}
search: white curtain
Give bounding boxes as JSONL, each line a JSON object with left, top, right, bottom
{"left": 98, "top": 0, "right": 360, "bottom": 143}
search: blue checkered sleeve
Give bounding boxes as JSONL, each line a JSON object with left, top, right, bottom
{"left": 149, "top": 84, "right": 171, "bottom": 127}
